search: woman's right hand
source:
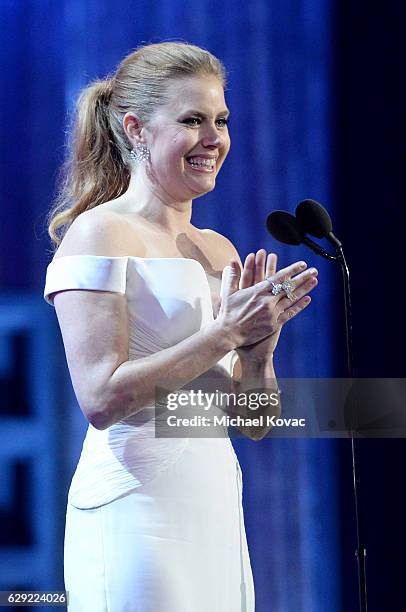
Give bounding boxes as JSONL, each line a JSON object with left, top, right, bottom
{"left": 215, "top": 257, "right": 317, "bottom": 350}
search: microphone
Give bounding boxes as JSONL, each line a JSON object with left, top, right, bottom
{"left": 265, "top": 210, "right": 302, "bottom": 245}
{"left": 296, "top": 198, "right": 342, "bottom": 249}
{"left": 267, "top": 199, "right": 367, "bottom": 612}
{"left": 266, "top": 210, "right": 338, "bottom": 261}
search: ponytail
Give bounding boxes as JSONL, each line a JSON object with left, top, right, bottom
{"left": 47, "top": 79, "right": 130, "bottom": 249}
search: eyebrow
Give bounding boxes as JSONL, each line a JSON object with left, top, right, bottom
{"left": 180, "top": 109, "right": 231, "bottom": 117}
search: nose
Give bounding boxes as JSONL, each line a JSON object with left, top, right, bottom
{"left": 201, "top": 122, "right": 225, "bottom": 148}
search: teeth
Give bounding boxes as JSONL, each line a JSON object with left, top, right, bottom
{"left": 187, "top": 157, "right": 216, "bottom": 168}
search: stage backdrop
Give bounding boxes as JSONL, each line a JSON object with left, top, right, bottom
{"left": 0, "top": 1, "right": 344, "bottom": 610}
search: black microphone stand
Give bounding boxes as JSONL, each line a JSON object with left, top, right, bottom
{"left": 267, "top": 212, "right": 368, "bottom": 610}
{"left": 335, "top": 245, "right": 368, "bottom": 612}
{"left": 306, "top": 237, "right": 367, "bottom": 612}
{"left": 294, "top": 234, "right": 368, "bottom": 611}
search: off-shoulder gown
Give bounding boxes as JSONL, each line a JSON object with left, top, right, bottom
{"left": 44, "top": 255, "right": 255, "bottom": 612}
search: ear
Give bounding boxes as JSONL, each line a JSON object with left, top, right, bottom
{"left": 123, "top": 112, "right": 145, "bottom": 147}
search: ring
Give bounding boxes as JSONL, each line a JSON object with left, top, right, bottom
{"left": 266, "top": 277, "right": 296, "bottom": 301}
{"left": 266, "top": 278, "right": 283, "bottom": 295}
{"left": 281, "top": 280, "right": 296, "bottom": 302}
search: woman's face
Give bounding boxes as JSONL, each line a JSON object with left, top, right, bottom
{"left": 143, "top": 75, "right": 231, "bottom": 202}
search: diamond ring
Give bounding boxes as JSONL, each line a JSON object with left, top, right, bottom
{"left": 281, "top": 280, "right": 296, "bottom": 301}
{"left": 266, "top": 277, "right": 296, "bottom": 302}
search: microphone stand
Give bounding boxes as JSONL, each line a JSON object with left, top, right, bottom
{"left": 299, "top": 235, "right": 368, "bottom": 611}
{"left": 267, "top": 217, "right": 368, "bottom": 610}
{"left": 335, "top": 246, "right": 368, "bottom": 612}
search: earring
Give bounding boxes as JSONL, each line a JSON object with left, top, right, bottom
{"left": 129, "top": 143, "right": 151, "bottom": 163}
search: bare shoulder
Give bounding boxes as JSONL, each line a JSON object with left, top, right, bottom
{"left": 199, "top": 228, "right": 243, "bottom": 268}
{"left": 53, "top": 208, "right": 145, "bottom": 259}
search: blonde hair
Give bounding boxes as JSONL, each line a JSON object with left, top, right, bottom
{"left": 46, "top": 41, "right": 227, "bottom": 249}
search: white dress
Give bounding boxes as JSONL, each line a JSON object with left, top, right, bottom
{"left": 44, "top": 255, "right": 255, "bottom": 612}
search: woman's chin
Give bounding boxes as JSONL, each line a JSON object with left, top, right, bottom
{"left": 189, "top": 183, "right": 216, "bottom": 198}
{"left": 185, "top": 175, "right": 216, "bottom": 196}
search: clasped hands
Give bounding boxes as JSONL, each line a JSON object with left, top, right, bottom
{"left": 217, "top": 249, "right": 319, "bottom": 361}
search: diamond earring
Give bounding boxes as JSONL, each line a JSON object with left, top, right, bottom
{"left": 129, "top": 143, "right": 151, "bottom": 163}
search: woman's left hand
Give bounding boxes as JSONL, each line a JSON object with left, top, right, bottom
{"left": 236, "top": 249, "right": 317, "bottom": 362}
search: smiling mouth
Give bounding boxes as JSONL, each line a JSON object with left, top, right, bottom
{"left": 185, "top": 157, "right": 217, "bottom": 172}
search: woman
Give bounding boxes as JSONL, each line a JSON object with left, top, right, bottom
{"left": 44, "top": 42, "right": 318, "bottom": 611}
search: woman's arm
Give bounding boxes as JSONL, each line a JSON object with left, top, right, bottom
{"left": 231, "top": 355, "right": 281, "bottom": 441}
{"left": 204, "top": 233, "right": 318, "bottom": 440}
{"left": 52, "top": 213, "right": 287, "bottom": 431}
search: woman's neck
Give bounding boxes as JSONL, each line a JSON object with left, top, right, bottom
{"left": 112, "top": 170, "right": 194, "bottom": 236}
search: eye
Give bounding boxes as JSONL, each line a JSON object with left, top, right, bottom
{"left": 182, "top": 117, "right": 202, "bottom": 126}
{"left": 181, "top": 116, "right": 230, "bottom": 128}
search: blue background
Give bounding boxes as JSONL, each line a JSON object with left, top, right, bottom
{"left": 1, "top": 1, "right": 405, "bottom": 610}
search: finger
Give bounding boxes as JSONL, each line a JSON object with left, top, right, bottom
{"left": 254, "top": 261, "right": 308, "bottom": 297}
{"left": 257, "top": 260, "right": 309, "bottom": 295}
{"left": 254, "top": 264, "right": 317, "bottom": 305}
{"left": 275, "top": 260, "right": 308, "bottom": 283}
{"left": 254, "top": 249, "right": 267, "bottom": 284}
{"left": 277, "top": 272, "right": 318, "bottom": 310}
{"left": 292, "top": 267, "right": 318, "bottom": 291}
{"left": 287, "top": 266, "right": 318, "bottom": 287}
{"left": 240, "top": 253, "right": 255, "bottom": 289}
{"left": 278, "top": 295, "right": 312, "bottom": 326}
{"left": 220, "top": 260, "right": 241, "bottom": 299}
{"left": 266, "top": 252, "right": 277, "bottom": 278}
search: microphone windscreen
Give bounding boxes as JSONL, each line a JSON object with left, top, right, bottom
{"left": 266, "top": 211, "right": 303, "bottom": 245}
{"left": 296, "top": 199, "right": 332, "bottom": 238}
